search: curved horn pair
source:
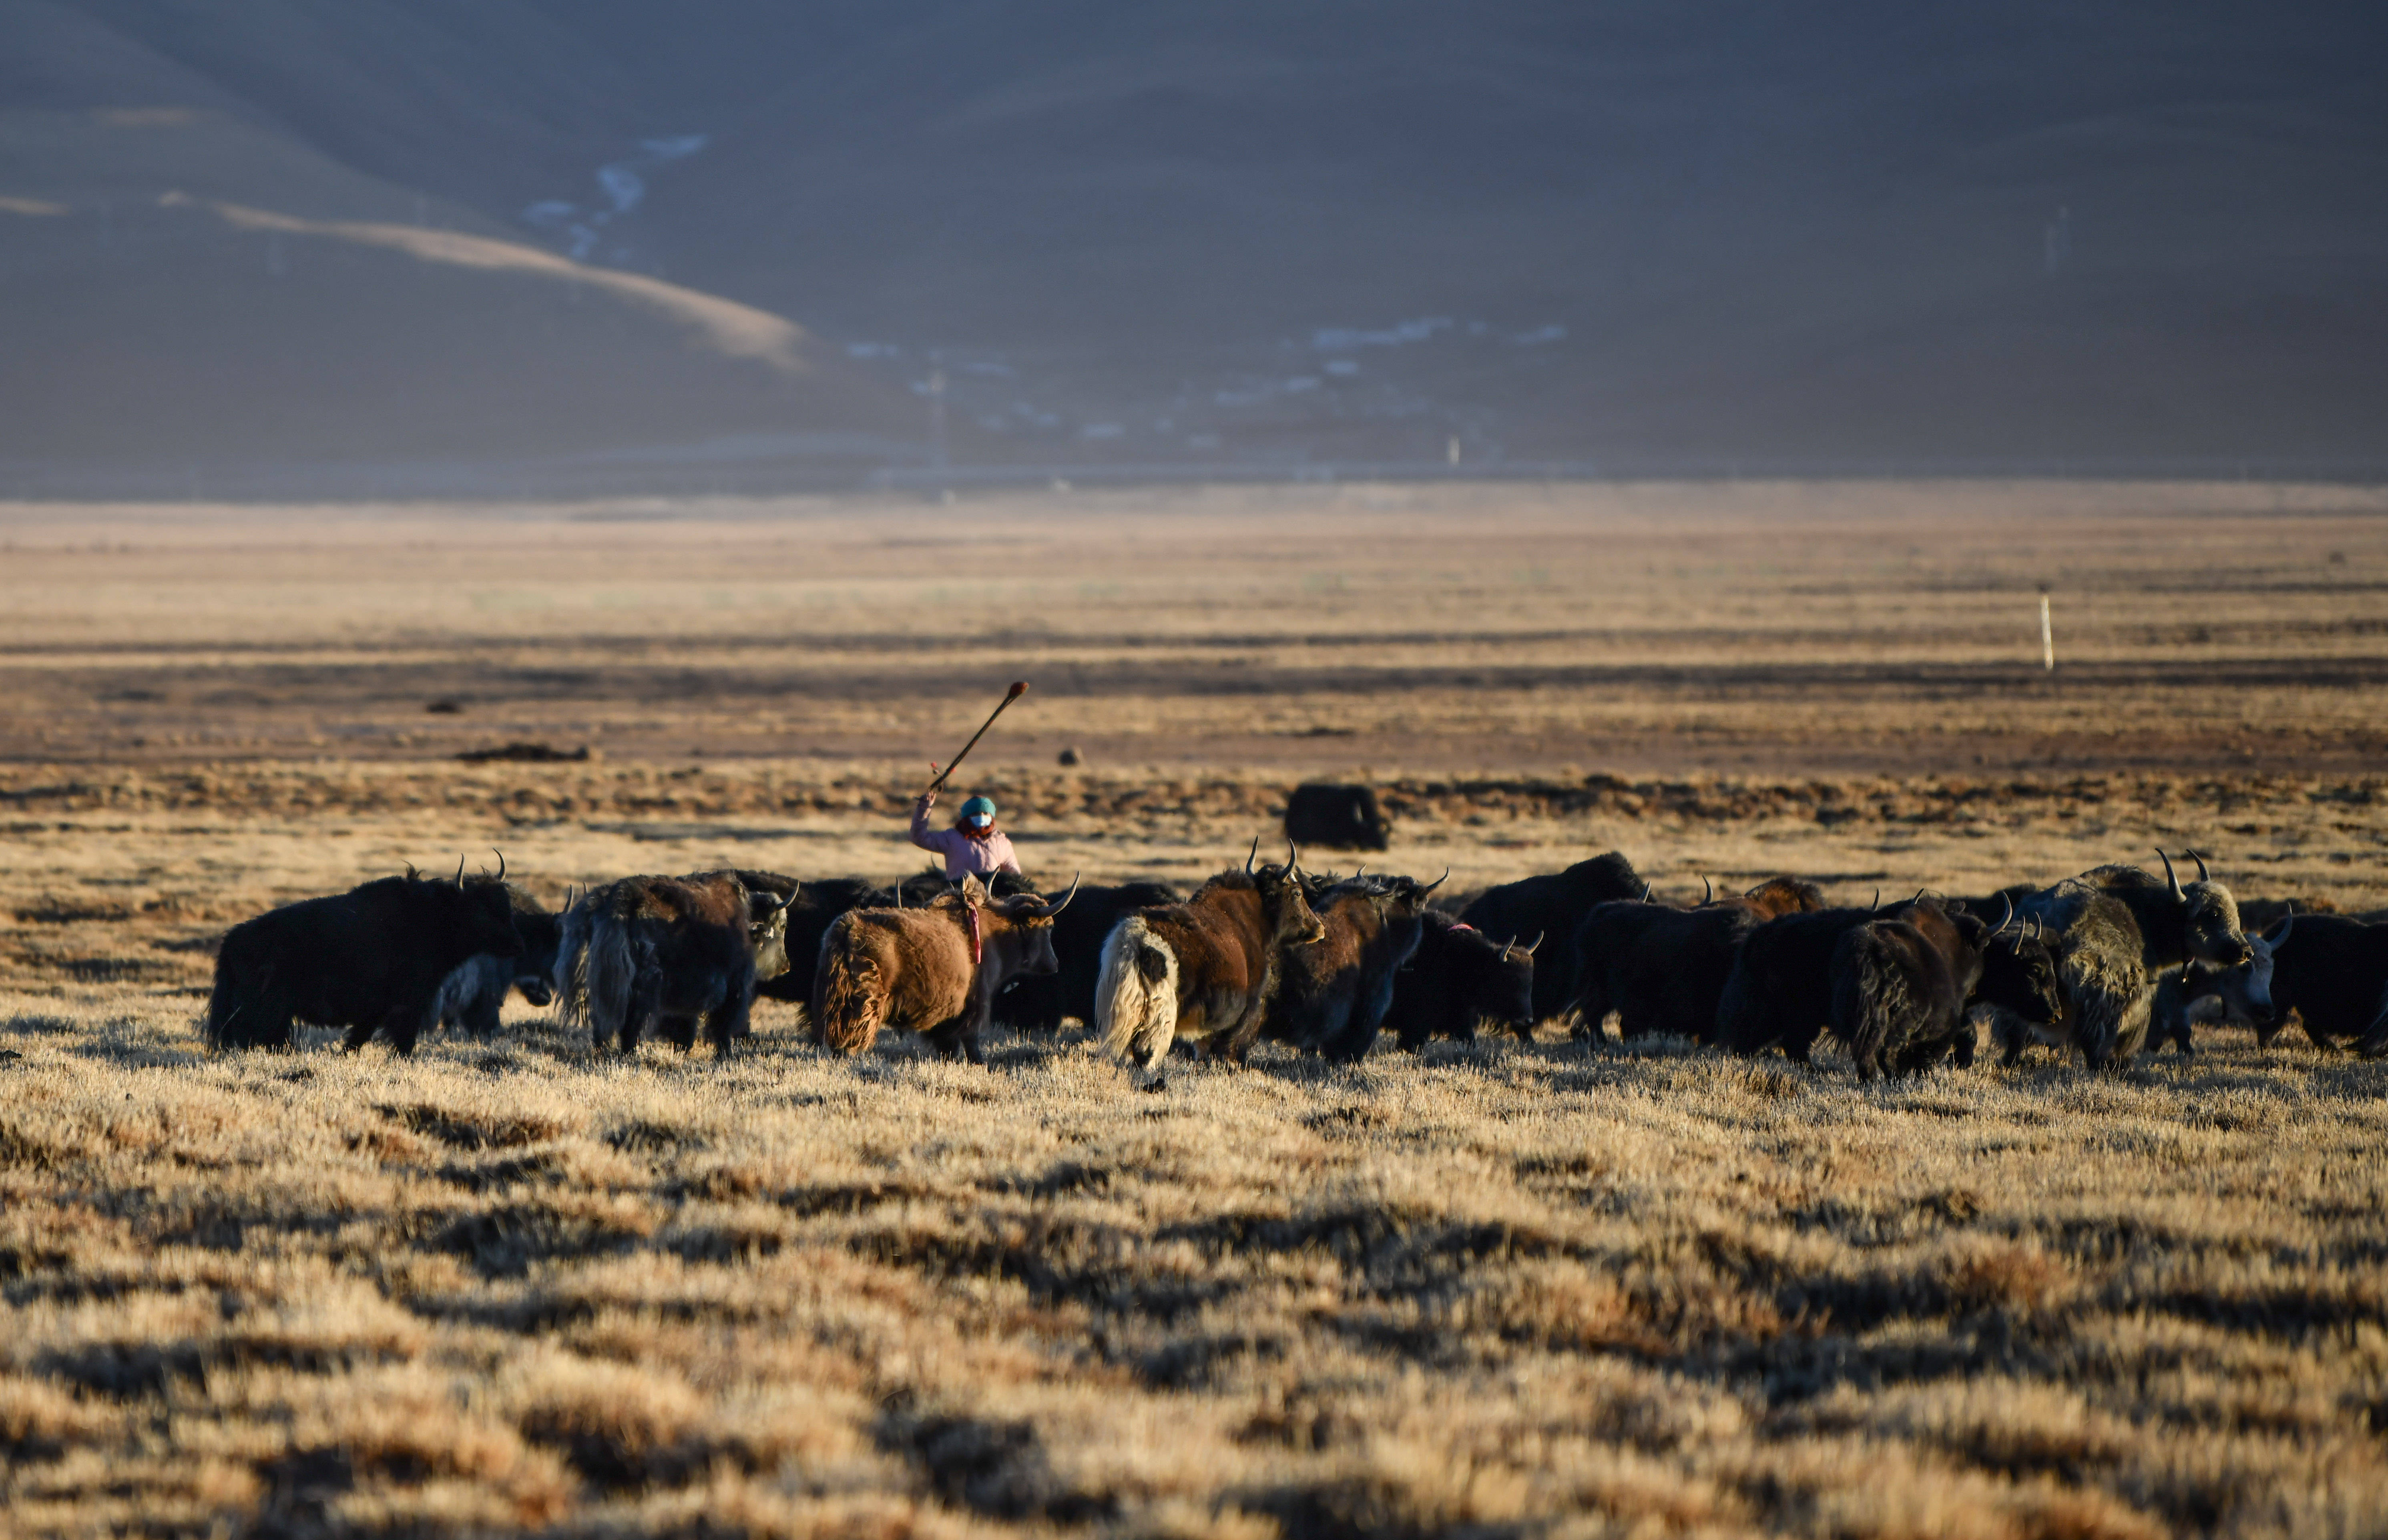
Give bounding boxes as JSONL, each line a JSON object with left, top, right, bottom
{"left": 2157, "top": 848, "right": 2183, "bottom": 901}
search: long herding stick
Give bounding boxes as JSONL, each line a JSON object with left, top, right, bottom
{"left": 925, "top": 681, "right": 1029, "bottom": 793}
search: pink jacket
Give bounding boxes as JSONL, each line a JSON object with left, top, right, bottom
{"left": 910, "top": 796, "right": 1022, "bottom": 879}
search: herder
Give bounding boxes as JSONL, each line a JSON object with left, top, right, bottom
{"left": 910, "top": 791, "right": 1023, "bottom": 880}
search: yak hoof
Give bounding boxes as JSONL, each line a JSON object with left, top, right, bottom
{"left": 1140, "top": 1074, "right": 1169, "bottom": 1094}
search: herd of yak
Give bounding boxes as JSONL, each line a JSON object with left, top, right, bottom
{"left": 200, "top": 834, "right": 2388, "bottom": 1080}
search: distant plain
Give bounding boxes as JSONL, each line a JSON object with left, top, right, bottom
{"left": 4, "top": 482, "right": 2386, "bottom": 1537}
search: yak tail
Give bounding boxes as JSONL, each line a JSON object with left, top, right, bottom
{"left": 583, "top": 911, "right": 637, "bottom": 1051}
{"left": 552, "top": 900, "right": 595, "bottom": 1027}
{"left": 1833, "top": 927, "right": 1916, "bottom": 1081}
{"left": 1096, "top": 916, "right": 1179, "bottom": 1067}
{"left": 812, "top": 917, "right": 888, "bottom": 1056}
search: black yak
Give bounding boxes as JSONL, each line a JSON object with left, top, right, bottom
{"left": 994, "top": 879, "right": 1182, "bottom": 1033}
{"left": 1284, "top": 783, "right": 1392, "bottom": 851}
{"left": 558, "top": 872, "right": 790, "bottom": 1055}
{"left": 1716, "top": 904, "right": 1886, "bottom": 1063}
{"left": 206, "top": 864, "right": 524, "bottom": 1053}
{"left": 1265, "top": 870, "right": 1442, "bottom": 1061}
{"left": 1456, "top": 851, "right": 1645, "bottom": 1025}
{"left": 1828, "top": 900, "right": 2062, "bottom": 1079}
{"left": 1097, "top": 840, "right": 1328, "bottom": 1071}
{"left": 1571, "top": 876, "right": 1824, "bottom": 1042}
{"left": 1384, "top": 912, "right": 1539, "bottom": 1050}
{"left": 812, "top": 875, "right": 1077, "bottom": 1063}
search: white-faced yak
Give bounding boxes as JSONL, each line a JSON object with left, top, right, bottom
{"left": 205, "top": 864, "right": 524, "bottom": 1053}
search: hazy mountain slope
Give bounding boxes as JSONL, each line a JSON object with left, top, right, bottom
{"left": 3, "top": 0, "right": 2382, "bottom": 486}
{"left": 0, "top": 0, "right": 924, "bottom": 487}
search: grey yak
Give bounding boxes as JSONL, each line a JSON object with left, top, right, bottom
{"left": 1998, "top": 850, "right": 2247, "bottom": 1069}
{"left": 556, "top": 870, "right": 791, "bottom": 1055}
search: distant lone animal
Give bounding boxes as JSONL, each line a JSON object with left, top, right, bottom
{"left": 1097, "top": 840, "right": 1328, "bottom": 1072}
{"left": 1571, "top": 876, "right": 1824, "bottom": 1043}
{"left": 558, "top": 872, "right": 790, "bottom": 1055}
{"left": 433, "top": 871, "right": 562, "bottom": 1039}
{"left": 1284, "top": 784, "right": 1392, "bottom": 851}
{"left": 1384, "top": 912, "right": 1539, "bottom": 1050}
{"left": 206, "top": 862, "right": 524, "bottom": 1053}
{"left": 1457, "top": 851, "right": 1645, "bottom": 1025}
{"left": 994, "top": 879, "right": 1182, "bottom": 1033}
{"left": 2000, "top": 850, "right": 2247, "bottom": 1068}
{"left": 811, "top": 874, "right": 1078, "bottom": 1062}
{"left": 1267, "top": 870, "right": 1443, "bottom": 1061}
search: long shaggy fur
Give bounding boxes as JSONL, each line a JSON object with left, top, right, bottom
{"left": 583, "top": 906, "right": 639, "bottom": 1051}
{"left": 1097, "top": 915, "right": 1180, "bottom": 1066}
{"left": 812, "top": 915, "right": 891, "bottom": 1055}
{"left": 1833, "top": 924, "right": 1922, "bottom": 1078}
{"left": 552, "top": 898, "right": 596, "bottom": 1027}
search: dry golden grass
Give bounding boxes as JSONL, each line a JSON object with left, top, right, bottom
{"left": 3, "top": 484, "right": 2387, "bottom": 1537}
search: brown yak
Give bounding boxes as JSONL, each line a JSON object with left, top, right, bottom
{"left": 811, "top": 874, "right": 1079, "bottom": 1063}
{"left": 1097, "top": 839, "right": 1328, "bottom": 1073}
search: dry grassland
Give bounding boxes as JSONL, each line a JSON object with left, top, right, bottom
{"left": 3, "top": 483, "right": 2387, "bottom": 1538}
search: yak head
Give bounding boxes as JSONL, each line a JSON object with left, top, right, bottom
{"left": 1976, "top": 906, "right": 2063, "bottom": 1027}
{"left": 2229, "top": 906, "right": 2294, "bottom": 1045}
{"left": 981, "top": 873, "right": 1079, "bottom": 978}
{"left": 450, "top": 859, "right": 527, "bottom": 959}
{"left": 1249, "top": 837, "right": 1330, "bottom": 948}
{"left": 1481, "top": 929, "right": 1540, "bottom": 1036}
{"left": 746, "top": 889, "right": 792, "bottom": 981}
{"left": 2159, "top": 849, "right": 2249, "bottom": 969}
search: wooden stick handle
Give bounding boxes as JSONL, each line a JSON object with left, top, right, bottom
{"left": 925, "top": 682, "right": 1028, "bottom": 793}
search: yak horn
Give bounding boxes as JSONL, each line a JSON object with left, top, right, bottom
{"left": 2156, "top": 848, "right": 2183, "bottom": 901}
{"left": 1993, "top": 894, "right": 2014, "bottom": 934}
{"left": 453, "top": 856, "right": 466, "bottom": 885}
{"left": 2268, "top": 900, "right": 2294, "bottom": 948}
{"left": 1041, "top": 873, "right": 1082, "bottom": 917}
{"left": 1498, "top": 935, "right": 1514, "bottom": 961}
{"left": 893, "top": 875, "right": 902, "bottom": 909}
{"left": 2191, "top": 849, "right": 2210, "bottom": 884}
{"left": 1641, "top": 881, "right": 1655, "bottom": 902}
{"left": 492, "top": 848, "right": 506, "bottom": 882}
{"left": 1701, "top": 876, "right": 1712, "bottom": 905}
{"left": 1870, "top": 887, "right": 1882, "bottom": 910}
{"left": 1421, "top": 868, "right": 1449, "bottom": 896}
{"left": 1285, "top": 838, "right": 1299, "bottom": 874}
{"left": 1520, "top": 930, "right": 1544, "bottom": 957}
{"left": 1246, "top": 835, "right": 1260, "bottom": 874}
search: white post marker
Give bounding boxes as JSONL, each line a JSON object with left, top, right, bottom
{"left": 2039, "top": 591, "right": 2055, "bottom": 671}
